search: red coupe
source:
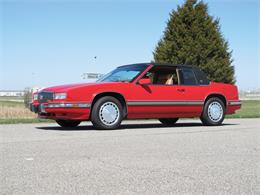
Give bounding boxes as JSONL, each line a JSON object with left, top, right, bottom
{"left": 30, "top": 63, "right": 241, "bottom": 129}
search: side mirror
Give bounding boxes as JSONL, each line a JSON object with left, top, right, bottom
{"left": 138, "top": 78, "right": 151, "bottom": 85}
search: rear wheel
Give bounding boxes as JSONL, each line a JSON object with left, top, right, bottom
{"left": 56, "top": 120, "right": 81, "bottom": 128}
{"left": 159, "top": 118, "right": 179, "bottom": 126}
{"left": 200, "top": 97, "right": 225, "bottom": 126}
{"left": 91, "top": 96, "right": 123, "bottom": 130}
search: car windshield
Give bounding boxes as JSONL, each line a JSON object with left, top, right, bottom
{"left": 97, "top": 64, "right": 148, "bottom": 82}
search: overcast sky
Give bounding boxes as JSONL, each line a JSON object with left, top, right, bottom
{"left": 0, "top": 0, "right": 259, "bottom": 90}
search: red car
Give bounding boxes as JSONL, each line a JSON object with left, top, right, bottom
{"left": 30, "top": 63, "right": 241, "bottom": 129}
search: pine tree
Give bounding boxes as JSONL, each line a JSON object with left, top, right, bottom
{"left": 153, "top": 0, "right": 235, "bottom": 83}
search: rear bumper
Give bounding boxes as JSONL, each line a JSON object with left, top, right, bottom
{"left": 228, "top": 100, "right": 241, "bottom": 106}
{"left": 226, "top": 100, "right": 242, "bottom": 114}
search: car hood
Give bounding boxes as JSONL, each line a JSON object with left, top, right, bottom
{"left": 41, "top": 82, "right": 123, "bottom": 92}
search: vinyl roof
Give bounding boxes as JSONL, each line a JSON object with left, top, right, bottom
{"left": 119, "top": 62, "right": 195, "bottom": 68}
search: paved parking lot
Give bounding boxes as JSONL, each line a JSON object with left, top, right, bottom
{"left": 0, "top": 119, "right": 260, "bottom": 194}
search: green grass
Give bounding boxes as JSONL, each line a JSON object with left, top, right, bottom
{"left": 226, "top": 100, "right": 260, "bottom": 118}
{"left": 0, "top": 96, "right": 23, "bottom": 101}
{"left": 0, "top": 100, "right": 53, "bottom": 124}
{"left": 0, "top": 118, "right": 54, "bottom": 124}
{"left": 0, "top": 100, "right": 25, "bottom": 107}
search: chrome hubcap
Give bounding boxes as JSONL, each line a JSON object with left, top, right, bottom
{"left": 99, "top": 102, "right": 120, "bottom": 126}
{"left": 208, "top": 101, "right": 223, "bottom": 122}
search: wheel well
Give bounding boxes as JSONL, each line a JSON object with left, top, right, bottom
{"left": 91, "top": 92, "right": 127, "bottom": 118}
{"left": 205, "top": 94, "right": 227, "bottom": 107}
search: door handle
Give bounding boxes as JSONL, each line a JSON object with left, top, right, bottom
{"left": 177, "top": 88, "right": 185, "bottom": 92}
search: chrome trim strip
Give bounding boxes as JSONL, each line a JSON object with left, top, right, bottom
{"left": 45, "top": 102, "right": 91, "bottom": 108}
{"left": 127, "top": 101, "right": 204, "bottom": 106}
{"left": 228, "top": 101, "right": 241, "bottom": 106}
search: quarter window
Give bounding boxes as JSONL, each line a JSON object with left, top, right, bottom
{"left": 193, "top": 68, "right": 210, "bottom": 85}
{"left": 179, "top": 68, "right": 197, "bottom": 85}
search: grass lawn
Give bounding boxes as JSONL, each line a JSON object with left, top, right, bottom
{"left": 0, "top": 100, "right": 259, "bottom": 124}
{"left": 226, "top": 100, "right": 260, "bottom": 118}
{"left": 0, "top": 96, "right": 24, "bottom": 102}
{"left": 0, "top": 100, "right": 53, "bottom": 124}
{"left": 0, "top": 118, "right": 53, "bottom": 124}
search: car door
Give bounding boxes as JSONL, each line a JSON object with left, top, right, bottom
{"left": 176, "top": 66, "right": 210, "bottom": 111}
{"left": 127, "top": 65, "right": 207, "bottom": 118}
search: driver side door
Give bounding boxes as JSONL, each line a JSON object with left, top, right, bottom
{"left": 127, "top": 66, "right": 206, "bottom": 119}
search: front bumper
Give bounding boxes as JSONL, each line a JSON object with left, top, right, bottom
{"left": 30, "top": 102, "right": 91, "bottom": 120}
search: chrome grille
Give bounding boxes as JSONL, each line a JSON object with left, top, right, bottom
{"left": 38, "top": 91, "right": 54, "bottom": 103}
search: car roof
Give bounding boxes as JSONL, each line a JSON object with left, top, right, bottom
{"left": 118, "top": 63, "right": 195, "bottom": 69}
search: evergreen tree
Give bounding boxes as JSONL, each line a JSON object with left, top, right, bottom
{"left": 153, "top": 0, "right": 235, "bottom": 83}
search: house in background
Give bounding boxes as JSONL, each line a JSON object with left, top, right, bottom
{"left": 0, "top": 90, "right": 25, "bottom": 97}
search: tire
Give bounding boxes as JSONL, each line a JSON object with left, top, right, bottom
{"left": 200, "top": 97, "right": 225, "bottom": 126}
{"left": 56, "top": 120, "right": 81, "bottom": 128}
{"left": 91, "top": 96, "right": 123, "bottom": 130}
{"left": 159, "top": 118, "right": 179, "bottom": 126}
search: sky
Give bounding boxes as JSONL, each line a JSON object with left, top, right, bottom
{"left": 0, "top": 0, "right": 259, "bottom": 90}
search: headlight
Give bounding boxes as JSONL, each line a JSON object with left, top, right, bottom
{"left": 54, "top": 93, "right": 67, "bottom": 100}
{"left": 33, "top": 94, "right": 38, "bottom": 101}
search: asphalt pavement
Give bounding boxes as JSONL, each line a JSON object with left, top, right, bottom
{"left": 0, "top": 119, "right": 260, "bottom": 195}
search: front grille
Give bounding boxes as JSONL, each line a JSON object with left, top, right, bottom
{"left": 38, "top": 91, "right": 54, "bottom": 103}
{"left": 30, "top": 103, "right": 39, "bottom": 113}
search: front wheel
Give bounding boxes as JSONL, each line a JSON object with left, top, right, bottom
{"left": 56, "top": 120, "right": 81, "bottom": 128}
{"left": 200, "top": 97, "right": 225, "bottom": 126}
{"left": 159, "top": 118, "right": 179, "bottom": 126}
{"left": 91, "top": 96, "right": 123, "bottom": 130}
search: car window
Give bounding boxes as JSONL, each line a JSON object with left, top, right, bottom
{"left": 193, "top": 68, "right": 210, "bottom": 85}
{"left": 97, "top": 64, "right": 148, "bottom": 82}
{"left": 179, "top": 68, "right": 197, "bottom": 85}
{"left": 101, "top": 70, "right": 140, "bottom": 82}
{"left": 143, "top": 66, "right": 179, "bottom": 85}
